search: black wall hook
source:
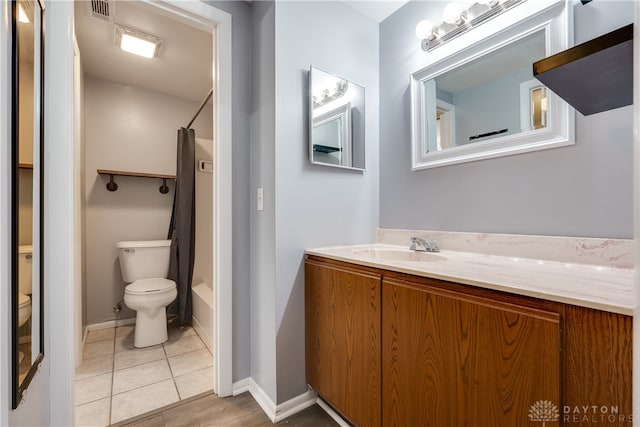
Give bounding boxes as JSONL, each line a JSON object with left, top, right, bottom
{"left": 159, "top": 178, "right": 170, "bottom": 194}
{"left": 106, "top": 174, "right": 118, "bottom": 192}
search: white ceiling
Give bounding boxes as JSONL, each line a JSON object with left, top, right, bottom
{"left": 74, "top": 1, "right": 407, "bottom": 103}
{"left": 74, "top": 1, "right": 213, "bottom": 103}
{"left": 343, "top": 0, "right": 409, "bottom": 23}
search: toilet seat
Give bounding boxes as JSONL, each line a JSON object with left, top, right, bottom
{"left": 125, "top": 278, "right": 176, "bottom": 295}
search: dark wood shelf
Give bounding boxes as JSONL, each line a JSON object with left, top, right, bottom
{"left": 97, "top": 169, "right": 175, "bottom": 194}
{"left": 533, "top": 24, "right": 633, "bottom": 116}
{"left": 18, "top": 163, "right": 33, "bottom": 169}
{"left": 97, "top": 169, "right": 176, "bottom": 180}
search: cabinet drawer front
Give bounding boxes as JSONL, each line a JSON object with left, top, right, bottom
{"left": 382, "top": 278, "right": 561, "bottom": 427}
{"left": 305, "top": 261, "right": 382, "bottom": 427}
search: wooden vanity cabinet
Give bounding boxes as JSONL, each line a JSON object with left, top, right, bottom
{"left": 304, "top": 256, "right": 632, "bottom": 427}
{"left": 305, "top": 258, "right": 382, "bottom": 427}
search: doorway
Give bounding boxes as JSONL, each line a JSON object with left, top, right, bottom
{"left": 71, "top": 1, "right": 232, "bottom": 424}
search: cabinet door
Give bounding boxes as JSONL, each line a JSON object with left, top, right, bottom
{"left": 382, "top": 278, "right": 561, "bottom": 427}
{"left": 305, "top": 260, "right": 381, "bottom": 427}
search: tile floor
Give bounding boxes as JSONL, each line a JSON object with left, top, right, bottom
{"left": 75, "top": 324, "right": 213, "bottom": 427}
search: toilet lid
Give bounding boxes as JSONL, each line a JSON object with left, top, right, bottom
{"left": 125, "top": 278, "right": 176, "bottom": 295}
{"left": 18, "top": 292, "right": 30, "bottom": 307}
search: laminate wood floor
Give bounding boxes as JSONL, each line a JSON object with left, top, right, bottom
{"left": 119, "top": 392, "right": 339, "bottom": 427}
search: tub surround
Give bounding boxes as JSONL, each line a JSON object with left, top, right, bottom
{"left": 305, "top": 228, "right": 634, "bottom": 315}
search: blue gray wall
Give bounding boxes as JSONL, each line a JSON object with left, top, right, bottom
{"left": 205, "top": 1, "right": 253, "bottom": 383}
{"left": 273, "top": 1, "right": 380, "bottom": 403}
{"left": 249, "top": 0, "right": 278, "bottom": 401}
{"left": 380, "top": 0, "right": 634, "bottom": 239}
{"left": 226, "top": 0, "right": 379, "bottom": 404}
{"left": 450, "top": 66, "right": 531, "bottom": 144}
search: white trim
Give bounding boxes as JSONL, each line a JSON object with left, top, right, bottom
{"left": 73, "top": 36, "right": 84, "bottom": 371}
{"left": 140, "top": 0, "right": 234, "bottom": 398}
{"left": 232, "top": 378, "right": 319, "bottom": 423}
{"left": 47, "top": 2, "right": 77, "bottom": 424}
{"left": 435, "top": 99, "right": 456, "bottom": 151}
{"left": 85, "top": 318, "right": 136, "bottom": 331}
{"left": 316, "top": 398, "right": 351, "bottom": 427}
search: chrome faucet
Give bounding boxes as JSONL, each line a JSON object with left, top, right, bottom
{"left": 410, "top": 236, "right": 439, "bottom": 252}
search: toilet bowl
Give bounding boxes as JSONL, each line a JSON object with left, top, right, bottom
{"left": 124, "top": 278, "right": 177, "bottom": 348}
{"left": 17, "top": 245, "right": 32, "bottom": 328}
{"left": 18, "top": 292, "right": 31, "bottom": 327}
{"left": 116, "top": 240, "right": 177, "bottom": 348}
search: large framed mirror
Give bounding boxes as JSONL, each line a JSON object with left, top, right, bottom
{"left": 11, "top": 0, "right": 45, "bottom": 408}
{"left": 309, "top": 66, "right": 365, "bottom": 171}
{"left": 410, "top": 0, "right": 574, "bottom": 170}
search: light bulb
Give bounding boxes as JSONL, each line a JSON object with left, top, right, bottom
{"left": 442, "top": 2, "right": 464, "bottom": 25}
{"left": 415, "top": 20, "right": 434, "bottom": 40}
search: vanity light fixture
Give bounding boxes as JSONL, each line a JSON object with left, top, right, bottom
{"left": 312, "top": 79, "right": 349, "bottom": 108}
{"left": 115, "top": 24, "right": 163, "bottom": 59}
{"left": 416, "top": 0, "right": 526, "bottom": 52}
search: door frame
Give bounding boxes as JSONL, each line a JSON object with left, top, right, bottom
{"left": 46, "top": 1, "right": 233, "bottom": 424}
{"left": 141, "top": 0, "right": 234, "bottom": 397}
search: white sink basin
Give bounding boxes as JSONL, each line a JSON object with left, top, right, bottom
{"left": 351, "top": 248, "right": 446, "bottom": 263}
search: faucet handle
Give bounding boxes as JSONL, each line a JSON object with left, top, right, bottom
{"left": 409, "top": 238, "right": 417, "bottom": 251}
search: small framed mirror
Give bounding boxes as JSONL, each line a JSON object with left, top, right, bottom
{"left": 11, "top": 0, "right": 45, "bottom": 408}
{"left": 309, "top": 66, "right": 365, "bottom": 171}
{"left": 410, "top": 0, "right": 573, "bottom": 170}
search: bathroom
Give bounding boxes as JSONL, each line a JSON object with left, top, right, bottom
{"left": 0, "top": 0, "right": 638, "bottom": 426}
{"left": 71, "top": 0, "right": 218, "bottom": 423}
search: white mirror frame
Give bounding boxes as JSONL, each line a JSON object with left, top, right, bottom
{"left": 410, "top": 0, "right": 574, "bottom": 170}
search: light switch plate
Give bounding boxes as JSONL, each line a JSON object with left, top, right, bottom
{"left": 257, "top": 188, "right": 264, "bottom": 211}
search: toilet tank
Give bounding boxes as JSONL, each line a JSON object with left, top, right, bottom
{"left": 18, "top": 245, "right": 32, "bottom": 294}
{"left": 116, "top": 240, "right": 172, "bottom": 283}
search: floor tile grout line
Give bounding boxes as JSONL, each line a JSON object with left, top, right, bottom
{"left": 162, "top": 337, "right": 182, "bottom": 401}
{"left": 109, "top": 327, "right": 116, "bottom": 427}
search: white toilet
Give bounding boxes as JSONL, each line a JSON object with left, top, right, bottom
{"left": 116, "top": 240, "right": 177, "bottom": 348}
{"left": 17, "top": 245, "right": 32, "bottom": 328}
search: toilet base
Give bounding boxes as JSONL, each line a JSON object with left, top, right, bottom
{"left": 133, "top": 309, "right": 169, "bottom": 348}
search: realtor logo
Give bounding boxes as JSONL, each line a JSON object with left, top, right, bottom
{"left": 529, "top": 400, "right": 560, "bottom": 426}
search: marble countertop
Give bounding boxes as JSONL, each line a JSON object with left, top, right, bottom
{"left": 305, "top": 243, "right": 636, "bottom": 316}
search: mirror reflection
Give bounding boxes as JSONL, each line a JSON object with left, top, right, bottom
{"left": 13, "top": 0, "right": 44, "bottom": 407}
{"left": 424, "top": 30, "right": 546, "bottom": 152}
{"left": 309, "top": 66, "right": 365, "bottom": 170}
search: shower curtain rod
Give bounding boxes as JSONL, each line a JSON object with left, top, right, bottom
{"left": 186, "top": 88, "right": 213, "bottom": 129}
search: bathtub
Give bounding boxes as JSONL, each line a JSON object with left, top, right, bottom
{"left": 192, "top": 281, "right": 213, "bottom": 353}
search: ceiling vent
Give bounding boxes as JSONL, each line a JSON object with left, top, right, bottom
{"left": 88, "top": 0, "right": 113, "bottom": 22}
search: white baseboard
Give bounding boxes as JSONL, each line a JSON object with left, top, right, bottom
{"left": 86, "top": 317, "right": 136, "bottom": 331}
{"left": 232, "top": 378, "right": 319, "bottom": 423}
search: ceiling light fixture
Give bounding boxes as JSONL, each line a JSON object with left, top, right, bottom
{"left": 416, "top": 0, "right": 526, "bottom": 52}
{"left": 115, "top": 25, "right": 163, "bottom": 59}
{"left": 17, "top": 3, "right": 30, "bottom": 23}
